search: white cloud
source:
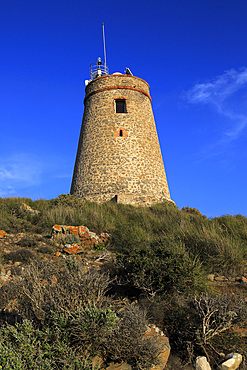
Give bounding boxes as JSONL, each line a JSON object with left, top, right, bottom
{"left": 0, "top": 153, "right": 45, "bottom": 197}
{"left": 0, "top": 152, "right": 73, "bottom": 198}
{"left": 185, "top": 68, "right": 247, "bottom": 141}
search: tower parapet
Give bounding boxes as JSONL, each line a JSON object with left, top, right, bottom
{"left": 71, "top": 63, "right": 172, "bottom": 206}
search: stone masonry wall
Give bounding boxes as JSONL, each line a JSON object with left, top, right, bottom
{"left": 71, "top": 74, "right": 171, "bottom": 206}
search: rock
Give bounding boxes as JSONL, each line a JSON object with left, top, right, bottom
{"left": 52, "top": 251, "right": 66, "bottom": 259}
{"left": 240, "top": 276, "right": 247, "bottom": 284}
{"left": 207, "top": 274, "right": 215, "bottom": 282}
{"left": 145, "top": 325, "right": 170, "bottom": 370}
{"left": 0, "top": 267, "right": 11, "bottom": 285}
{"left": 220, "top": 353, "right": 242, "bottom": 370}
{"left": 195, "top": 356, "right": 211, "bottom": 370}
{"left": 22, "top": 203, "right": 40, "bottom": 215}
{"left": 215, "top": 276, "right": 228, "bottom": 282}
{"left": 51, "top": 224, "right": 111, "bottom": 248}
{"left": 0, "top": 230, "right": 6, "bottom": 238}
{"left": 61, "top": 243, "right": 84, "bottom": 254}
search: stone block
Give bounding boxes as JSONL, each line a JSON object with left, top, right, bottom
{"left": 220, "top": 353, "right": 242, "bottom": 370}
{"left": 195, "top": 356, "right": 211, "bottom": 370}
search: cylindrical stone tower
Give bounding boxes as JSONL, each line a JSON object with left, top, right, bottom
{"left": 71, "top": 61, "right": 172, "bottom": 206}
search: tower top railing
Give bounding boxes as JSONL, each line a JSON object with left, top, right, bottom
{"left": 90, "top": 57, "right": 109, "bottom": 80}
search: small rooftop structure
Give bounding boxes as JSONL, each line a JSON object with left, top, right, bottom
{"left": 90, "top": 57, "right": 109, "bottom": 80}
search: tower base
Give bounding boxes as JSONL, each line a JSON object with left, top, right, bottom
{"left": 74, "top": 192, "right": 174, "bottom": 207}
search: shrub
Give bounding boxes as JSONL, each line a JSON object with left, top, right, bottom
{"left": 69, "top": 303, "right": 118, "bottom": 354}
{"left": 181, "top": 206, "right": 207, "bottom": 218}
{"left": 0, "top": 319, "right": 94, "bottom": 369}
{"left": 117, "top": 239, "right": 206, "bottom": 296}
{"left": 36, "top": 245, "right": 54, "bottom": 254}
{"left": 193, "top": 293, "right": 247, "bottom": 344}
{"left": 13, "top": 260, "right": 111, "bottom": 324}
{"left": 3, "top": 249, "right": 34, "bottom": 264}
{"left": 105, "top": 305, "right": 162, "bottom": 369}
{"left": 17, "top": 237, "right": 38, "bottom": 249}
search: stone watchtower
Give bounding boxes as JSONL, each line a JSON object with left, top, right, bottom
{"left": 70, "top": 58, "right": 172, "bottom": 206}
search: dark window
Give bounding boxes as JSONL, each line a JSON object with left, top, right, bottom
{"left": 119, "top": 129, "right": 123, "bottom": 137}
{"left": 115, "top": 99, "right": 126, "bottom": 113}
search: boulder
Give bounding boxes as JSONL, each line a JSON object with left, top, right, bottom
{"left": 145, "top": 325, "right": 170, "bottom": 370}
{"left": 0, "top": 230, "right": 6, "bottom": 238}
{"left": 22, "top": 203, "right": 40, "bottom": 215}
{"left": 220, "top": 353, "right": 242, "bottom": 370}
{"left": 61, "top": 243, "right": 84, "bottom": 254}
{"left": 195, "top": 356, "right": 211, "bottom": 370}
{"left": 51, "top": 224, "right": 111, "bottom": 248}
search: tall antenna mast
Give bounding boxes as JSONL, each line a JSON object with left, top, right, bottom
{"left": 102, "top": 23, "right": 107, "bottom": 74}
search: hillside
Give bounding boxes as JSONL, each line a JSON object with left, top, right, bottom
{"left": 1, "top": 194, "right": 247, "bottom": 369}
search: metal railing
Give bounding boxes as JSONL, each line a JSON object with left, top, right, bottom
{"left": 90, "top": 61, "right": 109, "bottom": 80}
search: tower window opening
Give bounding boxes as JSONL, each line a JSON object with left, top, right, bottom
{"left": 119, "top": 129, "right": 123, "bottom": 137}
{"left": 115, "top": 99, "right": 126, "bottom": 113}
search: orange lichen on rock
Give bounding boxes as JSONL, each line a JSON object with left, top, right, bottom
{"left": 0, "top": 230, "right": 6, "bottom": 238}
{"left": 62, "top": 243, "right": 84, "bottom": 254}
{"left": 52, "top": 251, "right": 65, "bottom": 259}
{"left": 67, "top": 226, "right": 79, "bottom": 235}
{"left": 145, "top": 325, "right": 170, "bottom": 370}
{"left": 22, "top": 203, "right": 40, "bottom": 215}
{"left": 0, "top": 267, "right": 11, "bottom": 285}
{"left": 51, "top": 224, "right": 111, "bottom": 248}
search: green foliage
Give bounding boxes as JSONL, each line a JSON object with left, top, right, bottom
{"left": 0, "top": 319, "right": 94, "bottom": 369}
{"left": 1, "top": 195, "right": 247, "bottom": 290}
{"left": 117, "top": 239, "right": 206, "bottom": 295}
{"left": 94, "top": 243, "right": 105, "bottom": 250}
{"left": 69, "top": 303, "right": 118, "bottom": 354}
{"left": 1, "top": 195, "right": 247, "bottom": 367}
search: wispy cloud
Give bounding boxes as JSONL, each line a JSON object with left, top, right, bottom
{"left": 0, "top": 153, "right": 45, "bottom": 197}
{"left": 0, "top": 153, "right": 71, "bottom": 198}
{"left": 185, "top": 68, "right": 247, "bottom": 142}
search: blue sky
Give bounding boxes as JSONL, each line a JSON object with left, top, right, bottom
{"left": 1, "top": 0, "right": 247, "bottom": 218}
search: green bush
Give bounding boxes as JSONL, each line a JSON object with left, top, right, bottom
{"left": 117, "top": 239, "right": 206, "bottom": 295}
{"left": 69, "top": 303, "right": 118, "bottom": 354}
{"left": 0, "top": 319, "right": 94, "bottom": 369}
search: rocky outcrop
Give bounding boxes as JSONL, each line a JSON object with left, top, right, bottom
{"left": 51, "top": 224, "right": 111, "bottom": 248}
{"left": 53, "top": 243, "right": 84, "bottom": 258}
{"left": 22, "top": 203, "right": 40, "bottom": 215}
{"left": 0, "top": 230, "right": 6, "bottom": 238}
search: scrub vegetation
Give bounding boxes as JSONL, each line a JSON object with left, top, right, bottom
{"left": 1, "top": 194, "right": 247, "bottom": 369}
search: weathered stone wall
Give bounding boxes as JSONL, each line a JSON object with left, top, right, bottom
{"left": 71, "top": 74, "right": 172, "bottom": 206}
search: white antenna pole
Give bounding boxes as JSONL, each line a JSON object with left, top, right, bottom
{"left": 102, "top": 23, "right": 107, "bottom": 74}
